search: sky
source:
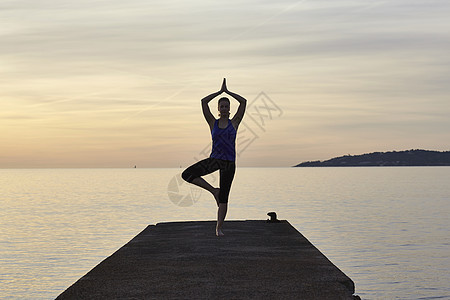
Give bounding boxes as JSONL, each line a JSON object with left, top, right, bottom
{"left": 1, "top": 0, "right": 449, "bottom": 167}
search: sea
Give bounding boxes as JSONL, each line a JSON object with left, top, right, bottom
{"left": 0, "top": 167, "right": 449, "bottom": 299}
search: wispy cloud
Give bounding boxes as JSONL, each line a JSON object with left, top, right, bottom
{"left": 1, "top": 0, "right": 449, "bottom": 167}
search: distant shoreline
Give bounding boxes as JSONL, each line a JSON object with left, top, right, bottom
{"left": 294, "top": 149, "right": 450, "bottom": 167}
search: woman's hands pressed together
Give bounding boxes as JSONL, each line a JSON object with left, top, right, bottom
{"left": 220, "top": 78, "right": 229, "bottom": 94}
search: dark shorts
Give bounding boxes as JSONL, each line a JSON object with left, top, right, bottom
{"left": 181, "top": 158, "right": 236, "bottom": 203}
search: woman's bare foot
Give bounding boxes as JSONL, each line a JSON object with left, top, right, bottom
{"left": 216, "top": 228, "right": 224, "bottom": 237}
{"left": 212, "top": 188, "right": 220, "bottom": 206}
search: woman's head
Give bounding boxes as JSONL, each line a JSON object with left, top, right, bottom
{"left": 218, "top": 97, "right": 230, "bottom": 117}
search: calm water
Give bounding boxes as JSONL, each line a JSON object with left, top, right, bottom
{"left": 0, "top": 167, "right": 449, "bottom": 299}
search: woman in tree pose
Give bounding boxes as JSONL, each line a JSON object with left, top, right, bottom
{"left": 182, "top": 78, "right": 247, "bottom": 236}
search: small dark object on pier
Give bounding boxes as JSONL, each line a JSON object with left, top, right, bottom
{"left": 267, "top": 212, "right": 280, "bottom": 223}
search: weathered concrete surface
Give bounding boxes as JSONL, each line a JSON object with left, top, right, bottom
{"left": 57, "top": 220, "right": 357, "bottom": 299}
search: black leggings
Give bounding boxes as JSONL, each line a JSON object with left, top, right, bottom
{"left": 182, "top": 158, "right": 236, "bottom": 203}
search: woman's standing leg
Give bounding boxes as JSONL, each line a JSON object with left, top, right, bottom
{"left": 216, "top": 161, "right": 236, "bottom": 236}
{"left": 216, "top": 203, "right": 227, "bottom": 237}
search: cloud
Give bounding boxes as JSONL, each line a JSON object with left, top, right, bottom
{"left": 1, "top": 0, "right": 450, "bottom": 167}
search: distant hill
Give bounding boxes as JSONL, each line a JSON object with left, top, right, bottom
{"left": 294, "top": 149, "right": 450, "bottom": 167}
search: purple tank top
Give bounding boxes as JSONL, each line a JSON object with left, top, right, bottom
{"left": 210, "top": 119, "right": 236, "bottom": 161}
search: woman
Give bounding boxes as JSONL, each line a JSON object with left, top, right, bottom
{"left": 182, "top": 78, "right": 247, "bottom": 236}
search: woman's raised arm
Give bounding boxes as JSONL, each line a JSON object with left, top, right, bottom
{"left": 201, "top": 89, "right": 221, "bottom": 131}
{"left": 222, "top": 79, "right": 247, "bottom": 128}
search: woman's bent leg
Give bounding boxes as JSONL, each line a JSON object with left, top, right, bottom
{"left": 182, "top": 158, "right": 221, "bottom": 205}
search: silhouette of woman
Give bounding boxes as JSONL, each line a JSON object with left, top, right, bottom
{"left": 182, "top": 79, "right": 247, "bottom": 236}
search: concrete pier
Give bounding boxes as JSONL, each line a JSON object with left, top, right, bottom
{"left": 57, "top": 220, "right": 358, "bottom": 299}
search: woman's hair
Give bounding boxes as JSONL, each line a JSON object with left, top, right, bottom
{"left": 218, "top": 97, "right": 230, "bottom": 105}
